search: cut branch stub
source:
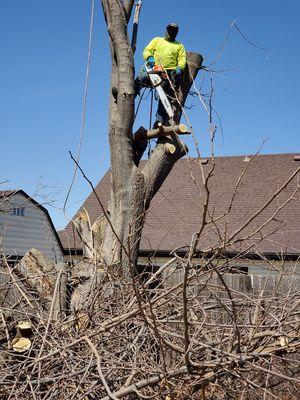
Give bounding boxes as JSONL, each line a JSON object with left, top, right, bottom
{"left": 133, "top": 123, "right": 190, "bottom": 142}
{"left": 164, "top": 143, "right": 176, "bottom": 154}
{"left": 74, "top": 209, "right": 94, "bottom": 259}
{"left": 174, "top": 52, "right": 204, "bottom": 124}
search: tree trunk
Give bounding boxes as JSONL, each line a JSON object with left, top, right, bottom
{"left": 99, "top": 0, "right": 203, "bottom": 275}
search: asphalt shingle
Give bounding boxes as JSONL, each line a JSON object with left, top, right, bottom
{"left": 58, "top": 153, "right": 300, "bottom": 257}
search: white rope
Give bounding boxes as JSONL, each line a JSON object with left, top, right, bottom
{"left": 63, "top": 0, "right": 95, "bottom": 219}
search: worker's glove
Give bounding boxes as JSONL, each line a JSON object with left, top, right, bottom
{"left": 147, "top": 56, "right": 155, "bottom": 68}
{"left": 171, "top": 67, "right": 182, "bottom": 87}
{"left": 175, "top": 66, "right": 182, "bottom": 79}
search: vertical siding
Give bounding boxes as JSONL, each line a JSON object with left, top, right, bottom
{"left": 0, "top": 193, "right": 63, "bottom": 262}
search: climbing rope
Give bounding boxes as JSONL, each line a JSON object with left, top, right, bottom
{"left": 63, "top": 0, "right": 95, "bottom": 219}
{"left": 149, "top": 88, "right": 154, "bottom": 130}
{"left": 147, "top": 89, "right": 154, "bottom": 158}
{"left": 133, "top": 87, "right": 147, "bottom": 124}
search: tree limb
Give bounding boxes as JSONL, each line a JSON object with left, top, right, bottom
{"left": 141, "top": 52, "right": 203, "bottom": 206}
{"left": 131, "top": 1, "right": 142, "bottom": 54}
{"left": 123, "top": 0, "right": 135, "bottom": 22}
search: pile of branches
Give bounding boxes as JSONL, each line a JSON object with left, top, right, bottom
{"left": 0, "top": 248, "right": 299, "bottom": 399}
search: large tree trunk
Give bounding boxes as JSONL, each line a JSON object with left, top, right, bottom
{"left": 99, "top": 0, "right": 140, "bottom": 272}
{"left": 99, "top": 0, "right": 202, "bottom": 275}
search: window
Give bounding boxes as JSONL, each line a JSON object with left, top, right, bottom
{"left": 11, "top": 206, "right": 25, "bottom": 217}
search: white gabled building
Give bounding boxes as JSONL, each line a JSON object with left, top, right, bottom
{"left": 0, "top": 190, "right": 63, "bottom": 262}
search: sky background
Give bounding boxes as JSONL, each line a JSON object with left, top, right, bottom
{"left": 1, "top": 0, "right": 300, "bottom": 230}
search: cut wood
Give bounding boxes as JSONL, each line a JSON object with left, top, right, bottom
{"left": 164, "top": 143, "right": 176, "bottom": 154}
{"left": 12, "top": 337, "right": 31, "bottom": 353}
{"left": 17, "top": 249, "right": 56, "bottom": 300}
{"left": 133, "top": 123, "right": 190, "bottom": 143}
{"left": 74, "top": 209, "right": 94, "bottom": 259}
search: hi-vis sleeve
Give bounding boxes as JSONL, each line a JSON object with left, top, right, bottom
{"left": 143, "top": 37, "right": 159, "bottom": 61}
{"left": 177, "top": 44, "right": 187, "bottom": 70}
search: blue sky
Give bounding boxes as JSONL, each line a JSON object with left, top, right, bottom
{"left": 1, "top": 1, "right": 299, "bottom": 229}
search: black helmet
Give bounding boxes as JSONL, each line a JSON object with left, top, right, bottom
{"left": 166, "top": 22, "right": 179, "bottom": 41}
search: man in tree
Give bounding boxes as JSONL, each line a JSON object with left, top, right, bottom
{"left": 135, "top": 23, "right": 187, "bottom": 124}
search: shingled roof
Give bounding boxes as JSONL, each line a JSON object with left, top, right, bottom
{"left": 58, "top": 153, "right": 300, "bottom": 258}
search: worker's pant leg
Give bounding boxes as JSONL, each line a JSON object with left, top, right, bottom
{"left": 156, "top": 101, "right": 169, "bottom": 124}
{"left": 134, "top": 66, "right": 151, "bottom": 96}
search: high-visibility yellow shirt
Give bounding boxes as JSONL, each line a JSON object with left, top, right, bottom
{"left": 143, "top": 37, "right": 187, "bottom": 70}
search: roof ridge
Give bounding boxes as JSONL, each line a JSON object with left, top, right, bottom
{"left": 176, "top": 152, "right": 299, "bottom": 162}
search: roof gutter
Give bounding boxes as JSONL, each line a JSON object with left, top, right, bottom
{"left": 138, "top": 249, "right": 300, "bottom": 262}
{"left": 63, "top": 247, "right": 300, "bottom": 262}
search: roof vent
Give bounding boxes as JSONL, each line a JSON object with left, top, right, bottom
{"left": 293, "top": 155, "right": 300, "bottom": 161}
{"left": 243, "top": 155, "right": 250, "bottom": 162}
{"left": 201, "top": 159, "right": 209, "bottom": 165}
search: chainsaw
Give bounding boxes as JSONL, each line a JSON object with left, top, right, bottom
{"left": 145, "top": 64, "right": 174, "bottom": 120}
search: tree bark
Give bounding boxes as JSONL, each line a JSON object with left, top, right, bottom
{"left": 73, "top": 209, "right": 94, "bottom": 259}
{"left": 99, "top": 1, "right": 203, "bottom": 275}
{"left": 100, "top": 0, "right": 137, "bottom": 271}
